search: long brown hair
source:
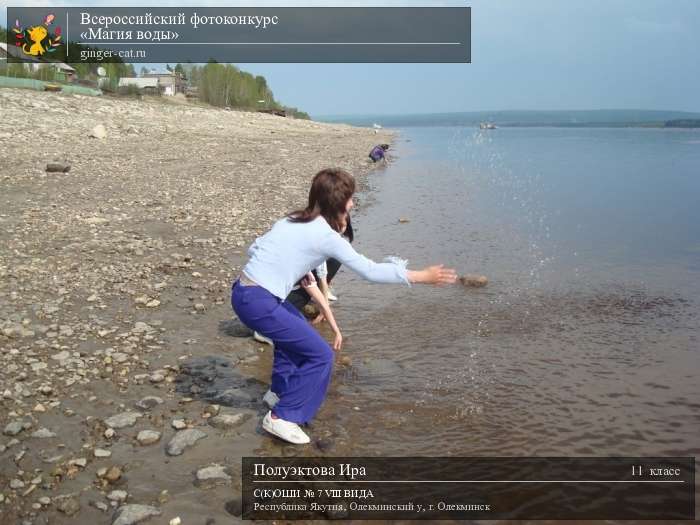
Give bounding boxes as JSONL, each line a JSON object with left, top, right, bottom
{"left": 288, "top": 168, "right": 355, "bottom": 233}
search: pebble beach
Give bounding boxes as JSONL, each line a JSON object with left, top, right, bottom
{"left": 0, "top": 88, "right": 392, "bottom": 525}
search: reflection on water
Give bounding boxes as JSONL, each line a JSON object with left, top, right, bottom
{"left": 273, "top": 128, "right": 700, "bottom": 516}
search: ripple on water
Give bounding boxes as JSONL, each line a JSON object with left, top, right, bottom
{"left": 321, "top": 283, "right": 697, "bottom": 457}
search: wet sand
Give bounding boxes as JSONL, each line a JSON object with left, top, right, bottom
{"left": 0, "top": 88, "right": 391, "bottom": 525}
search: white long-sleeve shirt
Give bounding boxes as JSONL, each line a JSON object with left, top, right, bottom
{"left": 242, "top": 216, "right": 409, "bottom": 299}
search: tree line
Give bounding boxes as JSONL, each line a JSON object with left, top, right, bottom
{"left": 1, "top": 25, "right": 308, "bottom": 118}
{"left": 182, "top": 61, "right": 309, "bottom": 119}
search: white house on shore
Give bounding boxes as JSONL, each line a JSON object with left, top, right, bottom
{"left": 117, "top": 77, "right": 159, "bottom": 92}
{"left": 119, "top": 70, "right": 186, "bottom": 96}
{"left": 143, "top": 71, "right": 187, "bottom": 96}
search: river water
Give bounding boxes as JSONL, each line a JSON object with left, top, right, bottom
{"left": 314, "top": 126, "right": 700, "bottom": 465}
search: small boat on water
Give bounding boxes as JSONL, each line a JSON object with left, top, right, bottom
{"left": 372, "top": 123, "right": 382, "bottom": 129}
{"left": 480, "top": 122, "right": 497, "bottom": 130}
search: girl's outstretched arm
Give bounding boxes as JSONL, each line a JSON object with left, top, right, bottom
{"left": 319, "top": 231, "right": 458, "bottom": 286}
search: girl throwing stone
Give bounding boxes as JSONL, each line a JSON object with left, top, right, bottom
{"left": 231, "top": 168, "right": 457, "bottom": 444}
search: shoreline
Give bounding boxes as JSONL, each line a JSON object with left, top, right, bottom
{"left": 0, "top": 87, "right": 393, "bottom": 524}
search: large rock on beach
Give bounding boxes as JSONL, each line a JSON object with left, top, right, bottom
{"left": 175, "top": 356, "right": 265, "bottom": 408}
{"left": 136, "top": 430, "right": 161, "bottom": 446}
{"left": 195, "top": 464, "right": 232, "bottom": 488}
{"left": 108, "top": 490, "right": 128, "bottom": 502}
{"left": 4, "top": 421, "right": 28, "bottom": 436}
{"left": 219, "top": 318, "right": 254, "bottom": 337}
{"left": 132, "top": 322, "right": 153, "bottom": 334}
{"left": 134, "top": 396, "right": 164, "bottom": 411}
{"left": 208, "top": 412, "right": 251, "bottom": 430}
{"left": 105, "top": 412, "right": 143, "bottom": 429}
{"left": 104, "top": 466, "right": 123, "bottom": 484}
{"left": 90, "top": 123, "right": 107, "bottom": 139}
{"left": 31, "top": 427, "right": 57, "bottom": 439}
{"left": 166, "top": 428, "right": 207, "bottom": 456}
{"left": 51, "top": 350, "right": 71, "bottom": 362}
{"left": 56, "top": 496, "right": 81, "bottom": 516}
{"left": 112, "top": 504, "right": 162, "bottom": 525}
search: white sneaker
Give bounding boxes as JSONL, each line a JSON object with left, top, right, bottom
{"left": 262, "top": 411, "right": 310, "bottom": 444}
{"left": 327, "top": 289, "right": 338, "bottom": 302}
{"left": 253, "top": 331, "right": 274, "bottom": 347}
{"left": 263, "top": 389, "right": 279, "bottom": 408}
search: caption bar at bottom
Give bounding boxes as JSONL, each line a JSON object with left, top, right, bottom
{"left": 242, "top": 456, "right": 695, "bottom": 520}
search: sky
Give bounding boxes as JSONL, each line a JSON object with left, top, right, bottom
{"left": 2, "top": 0, "right": 699, "bottom": 116}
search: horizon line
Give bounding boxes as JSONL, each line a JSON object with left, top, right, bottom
{"left": 315, "top": 108, "right": 700, "bottom": 118}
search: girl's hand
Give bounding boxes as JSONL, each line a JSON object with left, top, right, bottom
{"left": 429, "top": 265, "right": 458, "bottom": 285}
{"left": 300, "top": 272, "right": 317, "bottom": 288}
{"left": 312, "top": 312, "right": 326, "bottom": 325}
{"left": 302, "top": 276, "right": 341, "bottom": 350}
{"left": 332, "top": 330, "right": 343, "bottom": 351}
{"left": 408, "top": 264, "right": 458, "bottom": 285}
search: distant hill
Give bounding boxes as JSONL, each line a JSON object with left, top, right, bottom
{"left": 319, "top": 109, "right": 700, "bottom": 128}
{"left": 664, "top": 119, "right": 700, "bottom": 128}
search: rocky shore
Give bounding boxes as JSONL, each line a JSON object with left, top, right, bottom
{"left": 0, "top": 88, "right": 392, "bottom": 525}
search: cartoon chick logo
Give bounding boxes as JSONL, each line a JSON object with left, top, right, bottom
{"left": 13, "top": 14, "right": 63, "bottom": 57}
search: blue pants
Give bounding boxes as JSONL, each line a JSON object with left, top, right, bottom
{"left": 231, "top": 280, "right": 334, "bottom": 424}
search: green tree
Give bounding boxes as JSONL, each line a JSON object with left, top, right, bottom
{"left": 188, "top": 65, "right": 200, "bottom": 87}
{"left": 167, "top": 59, "right": 307, "bottom": 117}
{"left": 3, "top": 63, "right": 31, "bottom": 78}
